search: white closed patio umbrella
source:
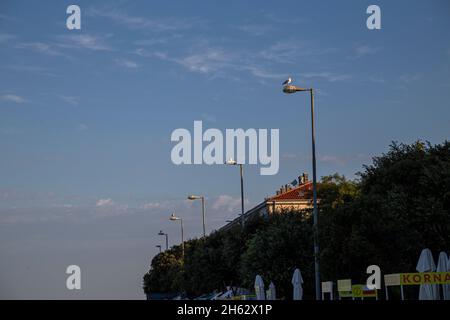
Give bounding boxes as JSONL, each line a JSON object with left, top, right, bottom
{"left": 436, "top": 252, "right": 450, "bottom": 300}
{"left": 267, "top": 282, "right": 276, "bottom": 300}
{"left": 416, "top": 248, "right": 439, "bottom": 300}
{"left": 448, "top": 254, "right": 450, "bottom": 297}
{"left": 254, "top": 275, "right": 266, "bottom": 300}
{"left": 292, "top": 268, "right": 303, "bottom": 300}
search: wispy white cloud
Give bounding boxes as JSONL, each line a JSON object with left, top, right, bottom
{"left": 211, "top": 195, "right": 249, "bottom": 213}
{"left": 282, "top": 153, "right": 370, "bottom": 165}
{"left": 260, "top": 40, "right": 338, "bottom": 64}
{"left": 264, "top": 13, "right": 307, "bottom": 25}
{"left": 399, "top": 73, "right": 421, "bottom": 83}
{"left": 57, "top": 34, "right": 112, "bottom": 51}
{"left": 369, "top": 76, "right": 385, "bottom": 83}
{"left": 201, "top": 113, "right": 217, "bottom": 123}
{"left": 16, "top": 42, "right": 62, "bottom": 56}
{"left": 14, "top": 34, "right": 112, "bottom": 58}
{"left": 133, "top": 39, "right": 167, "bottom": 46}
{"left": 0, "top": 33, "right": 16, "bottom": 43}
{"left": 176, "top": 48, "right": 235, "bottom": 74}
{"left": 94, "top": 198, "right": 128, "bottom": 217}
{"left": 235, "top": 24, "right": 274, "bottom": 36}
{"left": 353, "top": 45, "right": 381, "bottom": 57}
{"left": 0, "top": 94, "right": 28, "bottom": 104}
{"left": 59, "top": 95, "right": 79, "bottom": 106}
{"left": 138, "top": 39, "right": 345, "bottom": 84}
{"left": 89, "top": 8, "right": 204, "bottom": 32}
{"left": 145, "top": 46, "right": 239, "bottom": 78}
{"left": 146, "top": 45, "right": 346, "bottom": 84}
{"left": 141, "top": 201, "right": 176, "bottom": 210}
{"left": 144, "top": 46, "right": 270, "bottom": 81}
{"left": 5, "top": 65, "right": 57, "bottom": 77}
{"left": 51, "top": 204, "right": 74, "bottom": 208}
{"left": 0, "top": 193, "right": 255, "bottom": 228}
{"left": 133, "top": 34, "right": 181, "bottom": 47}
{"left": 115, "top": 58, "right": 139, "bottom": 68}
{"left": 243, "top": 65, "right": 286, "bottom": 79}
{"left": 77, "top": 124, "right": 88, "bottom": 131}
{"left": 302, "top": 72, "right": 351, "bottom": 82}
{"left": 281, "top": 152, "right": 298, "bottom": 160}
{"left": 259, "top": 40, "right": 302, "bottom": 63}
{"left": 0, "top": 14, "right": 17, "bottom": 22}
{"left": 96, "top": 198, "right": 115, "bottom": 207}
{"left": 319, "top": 155, "right": 348, "bottom": 166}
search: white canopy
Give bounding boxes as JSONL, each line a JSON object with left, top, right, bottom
{"left": 267, "top": 282, "right": 276, "bottom": 300}
{"left": 436, "top": 251, "right": 450, "bottom": 300}
{"left": 254, "top": 275, "right": 266, "bottom": 300}
{"left": 416, "top": 248, "right": 439, "bottom": 300}
{"left": 291, "top": 268, "right": 304, "bottom": 300}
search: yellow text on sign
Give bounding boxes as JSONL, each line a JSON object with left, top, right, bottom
{"left": 400, "top": 272, "right": 450, "bottom": 285}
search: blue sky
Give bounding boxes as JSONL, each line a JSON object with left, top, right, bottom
{"left": 0, "top": 0, "right": 449, "bottom": 299}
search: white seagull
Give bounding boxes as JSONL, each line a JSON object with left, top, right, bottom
{"left": 282, "top": 77, "right": 292, "bottom": 85}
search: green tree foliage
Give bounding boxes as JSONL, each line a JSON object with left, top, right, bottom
{"left": 144, "top": 140, "right": 450, "bottom": 298}
{"left": 240, "top": 211, "right": 314, "bottom": 299}
{"left": 321, "top": 141, "right": 450, "bottom": 283}
{"left": 143, "top": 245, "right": 183, "bottom": 294}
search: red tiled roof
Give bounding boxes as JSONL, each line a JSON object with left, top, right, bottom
{"left": 267, "top": 181, "right": 313, "bottom": 201}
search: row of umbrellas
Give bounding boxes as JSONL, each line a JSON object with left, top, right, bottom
{"left": 254, "top": 268, "right": 304, "bottom": 300}
{"left": 417, "top": 248, "right": 450, "bottom": 300}
{"left": 253, "top": 249, "right": 449, "bottom": 300}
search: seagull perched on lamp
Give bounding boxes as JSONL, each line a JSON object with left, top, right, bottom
{"left": 282, "top": 77, "right": 292, "bottom": 85}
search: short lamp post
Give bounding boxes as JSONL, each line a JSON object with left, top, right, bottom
{"left": 158, "top": 230, "right": 169, "bottom": 250}
{"left": 225, "top": 158, "right": 245, "bottom": 228}
{"left": 187, "top": 195, "right": 206, "bottom": 237}
{"left": 169, "top": 213, "right": 184, "bottom": 259}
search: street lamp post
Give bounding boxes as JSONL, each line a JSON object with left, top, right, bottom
{"left": 283, "top": 82, "right": 321, "bottom": 300}
{"left": 156, "top": 245, "right": 162, "bottom": 253}
{"left": 187, "top": 195, "right": 206, "bottom": 237}
{"left": 225, "top": 158, "right": 245, "bottom": 228}
{"left": 170, "top": 213, "right": 184, "bottom": 259}
{"left": 158, "top": 230, "right": 169, "bottom": 250}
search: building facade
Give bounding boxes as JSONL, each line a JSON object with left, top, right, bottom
{"left": 219, "top": 173, "right": 313, "bottom": 232}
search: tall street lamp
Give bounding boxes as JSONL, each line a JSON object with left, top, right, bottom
{"left": 283, "top": 79, "right": 321, "bottom": 300}
{"left": 187, "top": 195, "right": 206, "bottom": 237}
{"left": 169, "top": 213, "right": 184, "bottom": 259}
{"left": 158, "top": 230, "right": 169, "bottom": 250}
{"left": 225, "top": 158, "right": 245, "bottom": 228}
{"left": 156, "top": 245, "right": 162, "bottom": 254}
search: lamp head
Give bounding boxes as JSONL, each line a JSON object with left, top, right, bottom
{"left": 187, "top": 195, "right": 201, "bottom": 200}
{"left": 283, "top": 85, "right": 308, "bottom": 94}
{"left": 170, "top": 213, "right": 180, "bottom": 221}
